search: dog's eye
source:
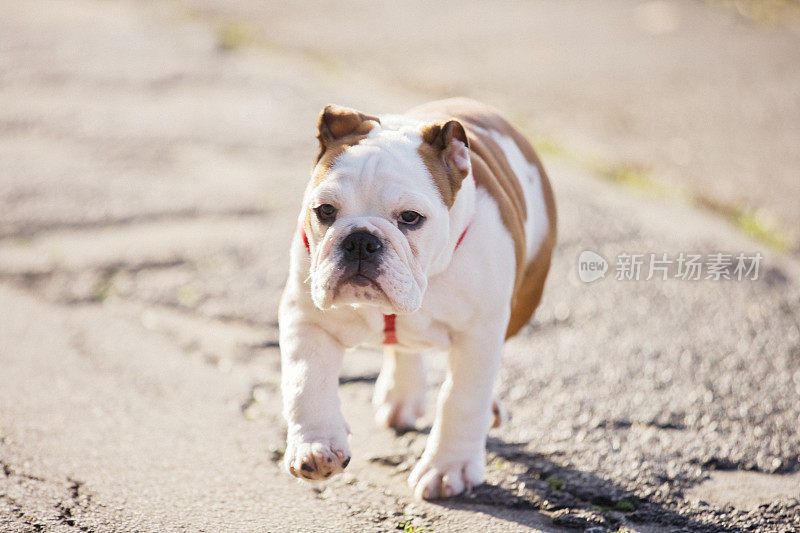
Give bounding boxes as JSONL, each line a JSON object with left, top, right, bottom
{"left": 314, "top": 204, "right": 337, "bottom": 222}
{"left": 398, "top": 210, "right": 422, "bottom": 226}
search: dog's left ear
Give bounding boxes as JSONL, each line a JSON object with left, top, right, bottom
{"left": 421, "top": 120, "right": 471, "bottom": 176}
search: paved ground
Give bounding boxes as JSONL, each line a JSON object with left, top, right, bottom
{"left": 1, "top": 1, "right": 799, "bottom": 532}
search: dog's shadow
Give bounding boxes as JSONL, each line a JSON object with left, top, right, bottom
{"left": 339, "top": 374, "right": 738, "bottom": 531}
{"left": 389, "top": 434, "right": 737, "bottom": 532}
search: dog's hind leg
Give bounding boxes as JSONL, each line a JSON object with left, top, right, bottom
{"left": 373, "top": 348, "right": 427, "bottom": 431}
{"left": 491, "top": 396, "right": 508, "bottom": 429}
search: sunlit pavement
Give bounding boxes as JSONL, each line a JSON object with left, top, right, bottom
{"left": 1, "top": 1, "right": 799, "bottom": 531}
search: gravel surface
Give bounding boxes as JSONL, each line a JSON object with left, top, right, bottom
{"left": 1, "top": 1, "right": 799, "bottom": 532}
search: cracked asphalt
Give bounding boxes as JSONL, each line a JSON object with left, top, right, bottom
{"left": 1, "top": 1, "right": 800, "bottom": 532}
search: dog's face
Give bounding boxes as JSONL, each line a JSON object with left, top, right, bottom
{"left": 302, "top": 105, "right": 471, "bottom": 314}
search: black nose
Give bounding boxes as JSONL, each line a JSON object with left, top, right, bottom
{"left": 341, "top": 231, "right": 383, "bottom": 262}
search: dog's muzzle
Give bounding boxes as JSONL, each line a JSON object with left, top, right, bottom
{"left": 339, "top": 231, "right": 383, "bottom": 286}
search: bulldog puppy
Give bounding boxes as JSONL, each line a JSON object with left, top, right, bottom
{"left": 279, "top": 98, "right": 556, "bottom": 499}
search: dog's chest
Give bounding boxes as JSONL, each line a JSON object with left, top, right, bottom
{"left": 356, "top": 308, "right": 452, "bottom": 352}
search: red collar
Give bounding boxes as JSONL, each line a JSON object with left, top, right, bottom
{"left": 301, "top": 225, "right": 468, "bottom": 344}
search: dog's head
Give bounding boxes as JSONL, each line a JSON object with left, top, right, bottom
{"left": 301, "top": 104, "right": 472, "bottom": 314}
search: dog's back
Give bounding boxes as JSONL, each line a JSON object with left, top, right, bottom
{"left": 408, "top": 98, "right": 557, "bottom": 336}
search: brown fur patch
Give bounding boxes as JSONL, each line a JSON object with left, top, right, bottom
{"left": 313, "top": 104, "right": 379, "bottom": 176}
{"left": 408, "top": 98, "right": 557, "bottom": 338}
{"left": 305, "top": 106, "right": 379, "bottom": 240}
{"left": 505, "top": 172, "right": 556, "bottom": 337}
{"left": 316, "top": 104, "right": 380, "bottom": 163}
{"left": 417, "top": 121, "right": 471, "bottom": 207}
{"left": 417, "top": 138, "right": 458, "bottom": 207}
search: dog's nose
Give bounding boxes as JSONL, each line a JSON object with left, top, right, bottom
{"left": 341, "top": 231, "right": 383, "bottom": 262}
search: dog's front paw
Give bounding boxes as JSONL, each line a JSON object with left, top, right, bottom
{"left": 284, "top": 432, "right": 351, "bottom": 482}
{"left": 407, "top": 448, "right": 485, "bottom": 499}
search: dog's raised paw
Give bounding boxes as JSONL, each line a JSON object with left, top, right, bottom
{"left": 284, "top": 441, "right": 350, "bottom": 482}
{"left": 407, "top": 452, "right": 485, "bottom": 499}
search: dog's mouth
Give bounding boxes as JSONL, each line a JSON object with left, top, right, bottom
{"left": 346, "top": 273, "right": 380, "bottom": 288}
{"left": 328, "top": 265, "right": 392, "bottom": 308}
{"left": 336, "top": 261, "right": 383, "bottom": 290}
{"left": 311, "top": 244, "right": 424, "bottom": 314}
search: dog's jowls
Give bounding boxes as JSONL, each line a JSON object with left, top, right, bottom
{"left": 279, "top": 98, "right": 556, "bottom": 499}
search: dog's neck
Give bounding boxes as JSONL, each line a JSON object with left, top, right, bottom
{"left": 426, "top": 172, "right": 476, "bottom": 277}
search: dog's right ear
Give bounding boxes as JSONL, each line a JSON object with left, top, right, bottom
{"left": 316, "top": 105, "right": 380, "bottom": 159}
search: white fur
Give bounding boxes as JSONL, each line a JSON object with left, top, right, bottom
{"left": 373, "top": 348, "right": 427, "bottom": 430}
{"left": 280, "top": 115, "right": 525, "bottom": 499}
{"left": 406, "top": 188, "right": 514, "bottom": 498}
{"left": 472, "top": 125, "right": 549, "bottom": 259}
{"left": 305, "top": 119, "right": 470, "bottom": 314}
{"left": 310, "top": 215, "right": 427, "bottom": 313}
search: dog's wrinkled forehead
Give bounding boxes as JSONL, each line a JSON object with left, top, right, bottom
{"left": 309, "top": 106, "right": 470, "bottom": 215}
{"left": 320, "top": 126, "right": 439, "bottom": 208}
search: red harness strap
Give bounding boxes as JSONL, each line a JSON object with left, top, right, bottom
{"left": 382, "top": 314, "right": 398, "bottom": 344}
{"left": 300, "top": 225, "right": 468, "bottom": 344}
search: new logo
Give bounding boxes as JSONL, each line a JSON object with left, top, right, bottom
{"left": 578, "top": 250, "right": 608, "bottom": 283}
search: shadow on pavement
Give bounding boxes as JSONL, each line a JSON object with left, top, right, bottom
{"left": 427, "top": 437, "right": 738, "bottom": 532}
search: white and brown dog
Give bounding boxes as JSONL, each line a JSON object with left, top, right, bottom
{"left": 279, "top": 98, "right": 556, "bottom": 499}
